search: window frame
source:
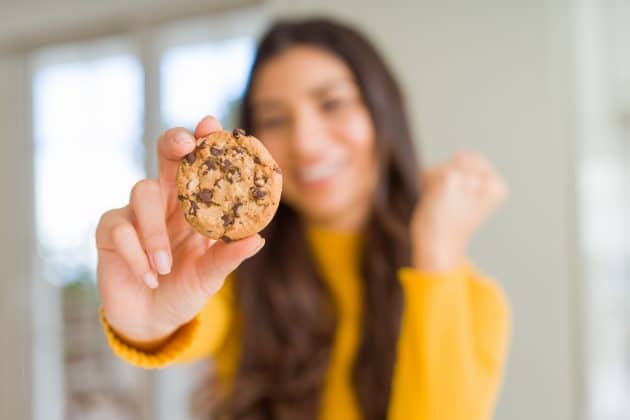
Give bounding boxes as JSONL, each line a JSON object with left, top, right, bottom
{"left": 12, "top": 5, "right": 268, "bottom": 420}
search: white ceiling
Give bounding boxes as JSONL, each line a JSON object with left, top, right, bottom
{"left": 0, "top": 0, "right": 255, "bottom": 52}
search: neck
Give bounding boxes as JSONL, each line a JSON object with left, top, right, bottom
{"left": 305, "top": 202, "right": 371, "bottom": 232}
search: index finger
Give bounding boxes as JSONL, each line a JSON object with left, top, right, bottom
{"left": 157, "top": 116, "right": 223, "bottom": 186}
{"left": 194, "top": 115, "right": 223, "bottom": 138}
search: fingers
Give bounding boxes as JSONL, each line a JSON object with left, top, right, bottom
{"left": 156, "top": 116, "right": 222, "bottom": 197}
{"left": 157, "top": 127, "right": 196, "bottom": 186}
{"left": 194, "top": 234, "right": 265, "bottom": 296}
{"left": 129, "top": 179, "right": 172, "bottom": 275}
{"left": 450, "top": 150, "right": 491, "bottom": 181}
{"left": 96, "top": 207, "right": 158, "bottom": 289}
{"left": 194, "top": 115, "right": 222, "bottom": 138}
{"left": 96, "top": 178, "right": 174, "bottom": 289}
{"left": 449, "top": 150, "right": 508, "bottom": 200}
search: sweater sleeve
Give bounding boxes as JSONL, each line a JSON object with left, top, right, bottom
{"left": 387, "top": 262, "right": 511, "bottom": 420}
{"left": 100, "top": 275, "right": 235, "bottom": 369}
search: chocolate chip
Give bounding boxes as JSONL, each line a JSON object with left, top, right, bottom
{"left": 234, "top": 147, "right": 246, "bottom": 155}
{"left": 222, "top": 213, "right": 233, "bottom": 227}
{"left": 232, "top": 202, "right": 243, "bottom": 217}
{"left": 273, "top": 166, "right": 282, "bottom": 174}
{"left": 250, "top": 187, "right": 267, "bottom": 200}
{"left": 226, "top": 167, "right": 240, "bottom": 183}
{"left": 188, "top": 200, "right": 199, "bottom": 216}
{"left": 203, "top": 159, "right": 217, "bottom": 171}
{"left": 220, "top": 235, "right": 233, "bottom": 243}
{"left": 185, "top": 153, "right": 196, "bottom": 164}
{"left": 232, "top": 128, "right": 246, "bottom": 138}
{"left": 220, "top": 159, "right": 234, "bottom": 171}
{"left": 198, "top": 189, "right": 213, "bottom": 203}
{"left": 198, "top": 140, "right": 207, "bottom": 148}
{"left": 203, "top": 160, "right": 217, "bottom": 171}
{"left": 210, "top": 146, "right": 224, "bottom": 156}
{"left": 253, "top": 156, "right": 261, "bottom": 164}
{"left": 177, "top": 194, "right": 186, "bottom": 201}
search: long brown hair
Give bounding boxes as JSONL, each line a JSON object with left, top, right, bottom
{"left": 197, "top": 18, "right": 421, "bottom": 420}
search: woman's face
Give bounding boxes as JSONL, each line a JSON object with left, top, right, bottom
{"left": 250, "top": 45, "right": 378, "bottom": 230}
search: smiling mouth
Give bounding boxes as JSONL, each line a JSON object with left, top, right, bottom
{"left": 297, "top": 159, "right": 346, "bottom": 183}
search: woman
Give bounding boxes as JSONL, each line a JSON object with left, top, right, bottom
{"left": 97, "top": 18, "right": 510, "bottom": 420}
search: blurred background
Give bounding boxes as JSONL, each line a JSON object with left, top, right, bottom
{"left": 0, "top": 0, "right": 628, "bottom": 419}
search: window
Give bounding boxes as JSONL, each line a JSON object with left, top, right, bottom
{"left": 29, "top": 8, "right": 264, "bottom": 420}
{"left": 161, "top": 37, "right": 255, "bottom": 129}
{"left": 32, "top": 39, "right": 147, "bottom": 420}
{"left": 33, "top": 47, "right": 145, "bottom": 287}
{"left": 577, "top": 3, "right": 630, "bottom": 419}
{"left": 580, "top": 159, "right": 630, "bottom": 419}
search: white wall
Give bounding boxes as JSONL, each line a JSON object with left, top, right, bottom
{"left": 0, "top": 1, "right": 581, "bottom": 419}
{"left": 0, "top": 54, "right": 35, "bottom": 420}
{"left": 268, "top": 2, "right": 580, "bottom": 419}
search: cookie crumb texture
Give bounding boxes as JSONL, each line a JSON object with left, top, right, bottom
{"left": 176, "top": 130, "right": 282, "bottom": 240}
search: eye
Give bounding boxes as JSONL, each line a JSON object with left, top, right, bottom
{"left": 321, "top": 98, "right": 345, "bottom": 113}
{"left": 257, "top": 116, "right": 288, "bottom": 130}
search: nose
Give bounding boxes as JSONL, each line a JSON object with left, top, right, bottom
{"left": 290, "top": 108, "right": 330, "bottom": 161}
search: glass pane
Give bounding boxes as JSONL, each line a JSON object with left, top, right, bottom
{"left": 33, "top": 54, "right": 145, "bottom": 286}
{"left": 577, "top": 3, "right": 630, "bottom": 418}
{"left": 580, "top": 158, "right": 630, "bottom": 419}
{"left": 32, "top": 47, "right": 146, "bottom": 420}
{"left": 161, "top": 37, "right": 255, "bottom": 129}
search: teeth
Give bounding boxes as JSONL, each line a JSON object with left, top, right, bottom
{"left": 300, "top": 161, "right": 343, "bottom": 182}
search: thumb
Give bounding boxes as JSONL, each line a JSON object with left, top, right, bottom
{"left": 194, "top": 234, "right": 265, "bottom": 296}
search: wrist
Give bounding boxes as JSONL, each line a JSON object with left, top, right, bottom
{"left": 411, "top": 240, "right": 465, "bottom": 273}
{"left": 101, "top": 308, "right": 179, "bottom": 352}
{"left": 114, "top": 327, "right": 175, "bottom": 352}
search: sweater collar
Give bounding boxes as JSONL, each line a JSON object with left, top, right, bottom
{"left": 306, "top": 226, "right": 362, "bottom": 268}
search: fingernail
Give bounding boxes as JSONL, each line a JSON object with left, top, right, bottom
{"left": 174, "top": 133, "right": 193, "bottom": 144}
{"left": 153, "top": 250, "right": 171, "bottom": 275}
{"left": 254, "top": 238, "right": 266, "bottom": 253}
{"left": 143, "top": 272, "right": 159, "bottom": 289}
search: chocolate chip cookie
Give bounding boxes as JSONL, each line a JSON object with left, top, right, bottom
{"left": 176, "top": 129, "right": 282, "bottom": 241}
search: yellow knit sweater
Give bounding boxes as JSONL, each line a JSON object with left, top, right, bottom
{"left": 101, "top": 228, "right": 510, "bottom": 420}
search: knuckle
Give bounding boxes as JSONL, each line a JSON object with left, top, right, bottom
{"left": 453, "top": 150, "right": 473, "bottom": 164}
{"left": 96, "top": 209, "right": 117, "bottom": 230}
{"left": 95, "top": 208, "right": 126, "bottom": 245}
{"left": 142, "top": 230, "right": 168, "bottom": 249}
{"left": 453, "top": 149, "right": 468, "bottom": 158}
{"left": 130, "top": 179, "right": 158, "bottom": 202}
{"left": 110, "top": 222, "right": 136, "bottom": 246}
{"left": 444, "top": 169, "right": 460, "bottom": 184}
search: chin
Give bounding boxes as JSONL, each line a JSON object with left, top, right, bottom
{"left": 297, "top": 196, "right": 357, "bottom": 226}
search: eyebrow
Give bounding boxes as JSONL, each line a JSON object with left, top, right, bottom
{"left": 309, "top": 78, "right": 356, "bottom": 97}
{"left": 250, "top": 78, "right": 356, "bottom": 112}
